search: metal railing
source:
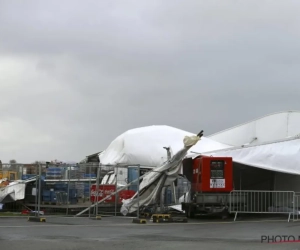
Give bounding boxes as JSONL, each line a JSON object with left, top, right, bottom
{"left": 293, "top": 192, "right": 300, "bottom": 222}
{"left": 1, "top": 163, "right": 191, "bottom": 217}
{"left": 0, "top": 163, "right": 114, "bottom": 216}
{"left": 229, "top": 190, "right": 295, "bottom": 222}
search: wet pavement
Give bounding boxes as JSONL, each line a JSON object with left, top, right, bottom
{"left": 1, "top": 216, "right": 300, "bottom": 249}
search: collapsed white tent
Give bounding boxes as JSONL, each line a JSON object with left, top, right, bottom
{"left": 121, "top": 133, "right": 202, "bottom": 215}
{"left": 99, "top": 125, "right": 231, "bottom": 166}
{"left": 208, "top": 111, "right": 300, "bottom": 147}
{"left": 98, "top": 111, "right": 300, "bottom": 177}
{"left": 195, "top": 111, "right": 300, "bottom": 175}
{"left": 193, "top": 136, "right": 300, "bottom": 175}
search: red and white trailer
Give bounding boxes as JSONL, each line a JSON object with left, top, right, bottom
{"left": 182, "top": 156, "right": 234, "bottom": 218}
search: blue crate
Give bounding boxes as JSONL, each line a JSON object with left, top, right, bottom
{"left": 42, "top": 196, "right": 51, "bottom": 202}
{"left": 50, "top": 191, "right": 56, "bottom": 199}
{"left": 54, "top": 183, "right": 68, "bottom": 190}
{"left": 47, "top": 167, "right": 62, "bottom": 172}
{"left": 22, "top": 174, "right": 36, "bottom": 180}
{"left": 68, "top": 189, "right": 77, "bottom": 198}
{"left": 84, "top": 174, "right": 96, "bottom": 178}
{"left": 54, "top": 187, "right": 67, "bottom": 192}
{"left": 69, "top": 198, "right": 77, "bottom": 204}
{"left": 43, "top": 190, "right": 51, "bottom": 196}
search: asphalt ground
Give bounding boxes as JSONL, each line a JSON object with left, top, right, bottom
{"left": 1, "top": 216, "right": 300, "bottom": 250}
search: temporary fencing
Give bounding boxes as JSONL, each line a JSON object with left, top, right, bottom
{"left": 229, "top": 190, "right": 297, "bottom": 222}
{"left": 5, "top": 162, "right": 300, "bottom": 221}
{"left": 0, "top": 162, "right": 191, "bottom": 217}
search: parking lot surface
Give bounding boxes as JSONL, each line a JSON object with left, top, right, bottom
{"left": 1, "top": 216, "right": 300, "bottom": 250}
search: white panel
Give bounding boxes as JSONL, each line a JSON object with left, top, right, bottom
{"left": 209, "top": 111, "right": 300, "bottom": 146}
{"left": 255, "top": 113, "right": 287, "bottom": 144}
{"left": 116, "top": 167, "right": 128, "bottom": 186}
{"left": 209, "top": 122, "right": 255, "bottom": 146}
{"left": 288, "top": 112, "right": 300, "bottom": 137}
{"left": 208, "top": 138, "right": 300, "bottom": 175}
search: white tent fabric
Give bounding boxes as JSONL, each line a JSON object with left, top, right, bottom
{"left": 195, "top": 136, "right": 300, "bottom": 175}
{"left": 120, "top": 134, "right": 201, "bottom": 215}
{"left": 0, "top": 181, "right": 26, "bottom": 203}
{"left": 99, "top": 125, "right": 230, "bottom": 166}
{"left": 208, "top": 111, "right": 300, "bottom": 147}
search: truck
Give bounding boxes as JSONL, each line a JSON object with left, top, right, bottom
{"left": 181, "top": 156, "right": 236, "bottom": 218}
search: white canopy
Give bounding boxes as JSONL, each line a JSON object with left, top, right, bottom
{"left": 208, "top": 111, "right": 300, "bottom": 147}
{"left": 194, "top": 136, "right": 300, "bottom": 175}
{"left": 99, "top": 125, "right": 230, "bottom": 166}
{"left": 98, "top": 113, "right": 300, "bottom": 175}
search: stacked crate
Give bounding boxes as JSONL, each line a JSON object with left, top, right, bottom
{"left": 46, "top": 167, "right": 62, "bottom": 179}
{"left": 83, "top": 173, "right": 96, "bottom": 197}
{"left": 42, "top": 190, "right": 57, "bottom": 203}
{"left": 22, "top": 174, "right": 36, "bottom": 180}
{"left": 69, "top": 167, "right": 85, "bottom": 198}
{"left": 75, "top": 183, "right": 84, "bottom": 198}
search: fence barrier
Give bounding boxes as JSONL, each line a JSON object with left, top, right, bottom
{"left": 293, "top": 192, "right": 300, "bottom": 222}
{"left": 229, "top": 190, "right": 296, "bottom": 222}
{"left": 0, "top": 163, "right": 190, "bottom": 217}
{"left": 3, "top": 162, "right": 300, "bottom": 222}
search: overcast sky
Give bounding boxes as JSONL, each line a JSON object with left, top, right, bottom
{"left": 0, "top": 0, "right": 300, "bottom": 163}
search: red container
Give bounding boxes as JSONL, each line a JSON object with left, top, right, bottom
{"left": 90, "top": 184, "right": 135, "bottom": 203}
{"left": 192, "top": 156, "right": 233, "bottom": 193}
{"left": 118, "top": 190, "right": 136, "bottom": 201}
{"left": 90, "top": 184, "right": 116, "bottom": 203}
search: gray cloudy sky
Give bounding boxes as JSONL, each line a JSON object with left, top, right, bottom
{"left": 0, "top": 0, "right": 300, "bottom": 163}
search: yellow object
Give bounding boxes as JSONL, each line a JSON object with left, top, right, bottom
{"left": 0, "top": 171, "right": 18, "bottom": 181}
{"left": 27, "top": 217, "right": 46, "bottom": 222}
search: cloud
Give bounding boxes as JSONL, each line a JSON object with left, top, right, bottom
{"left": 0, "top": 0, "right": 300, "bottom": 162}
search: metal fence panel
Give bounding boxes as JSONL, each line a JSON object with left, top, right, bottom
{"left": 230, "top": 190, "right": 295, "bottom": 222}
{"left": 293, "top": 193, "right": 300, "bottom": 222}
{"left": 0, "top": 163, "right": 120, "bottom": 216}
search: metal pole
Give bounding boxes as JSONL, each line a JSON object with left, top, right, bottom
{"left": 67, "top": 165, "right": 70, "bottom": 215}
{"left": 99, "top": 165, "right": 103, "bottom": 215}
{"left": 137, "top": 165, "right": 140, "bottom": 219}
{"left": 35, "top": 164, "right": 38, "bottom": 217}
{"left": 38, "top": 164, "right": 41, "bottom": 217}
{"left": 96, "top": 165, "right": 100, "bottom": 217}
{"left": 115, "top": 165, "right": 118, "bottom": 216}
{"left": 89, "top": 164, "right": 91, "bottom": 218}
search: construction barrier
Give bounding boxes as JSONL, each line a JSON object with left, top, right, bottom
{"left": 28, "top": 216, "right": 46, "bottom": 222}
{"left": 132, "top": 218, "right": 147, "bottom": 224}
